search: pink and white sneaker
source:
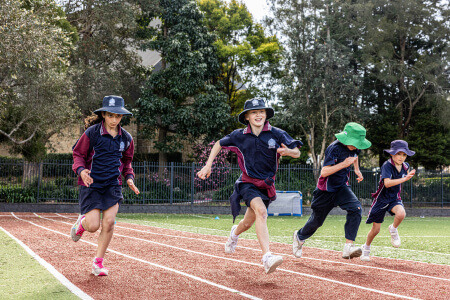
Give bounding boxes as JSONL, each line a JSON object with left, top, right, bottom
{"left": 92, "top": 257, "right": 108, "bottom": 276}
{"left": 71, "top": 215, "right": 85, "bottom": 242}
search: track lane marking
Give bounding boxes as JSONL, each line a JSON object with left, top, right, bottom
{"left": 0, "top": 226, "right": 93, "bottom": 300}
{"left": 37, "top": 214, "right": 425, "bottom": 299}
{"left": 10, "top": 213, "right": 261, "bottom": 300}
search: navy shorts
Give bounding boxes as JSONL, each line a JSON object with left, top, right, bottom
{"left": 366, "top": 199, "right": 403, "bottom": 224}
{"left": 239, "top": 183, "right": 271, "bottom": 209}
{"left": 78, "top": 185, "right": 123, "bottom": 215}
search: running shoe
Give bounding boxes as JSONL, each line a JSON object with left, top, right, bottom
{"left": 71, "top": 215, "right": 85, "bottom": 242}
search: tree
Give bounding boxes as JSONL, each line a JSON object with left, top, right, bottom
{"left": 356, "top": 0, "right": 449, "bottom": 167}
{"left": 198, "top": 0, "right": 282, "bottom": 124}
{"left": 136, "top": 0, "right": 231, "bottom": 166}
{"left": 62, "top": 0, "right": 153, "bottom": 117}
{"left": 267, "top": 0, "right": 365, "bottom": 174}
{"left": 0, "top": 0, "right": 77, "bottom": 158}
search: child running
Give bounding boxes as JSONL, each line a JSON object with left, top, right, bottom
{"left": 361, "top": 140, "right": 416, "bottom": 261}
{"left": 293, "top": 122, "right": 371, "bottom": 259}
{"left": 197, "top": 98, "right": 302, "bottom": 274}
{"left": 71, "top": 95, "right": 140, "bottom": 276}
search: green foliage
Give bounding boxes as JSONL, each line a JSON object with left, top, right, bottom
{"left": 266, "top": 0, "right": 366, "bottom": 170}
{"left": 64, "top": 0, "right": 152, "bottom": 117}
{"left": 198, "top": 0, "right": 283, "bottom": 126}
{"left": 137, "top": 0, "right": 231, "bottom": 162}
{"left": 0, "top": 0, "right": 77, "bottom": 156}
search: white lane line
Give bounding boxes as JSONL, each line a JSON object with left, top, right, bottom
{"left": 55, "top": 214, "right": 450, "bottom": 267}
{"left": 38, "top": 214, "right": 423, "bottom": 299}
{"left": 0, "top": 225, "right": 93, "bottom": 300}
{"left": 11, "top": 213, "right": 261, "bottom": 300}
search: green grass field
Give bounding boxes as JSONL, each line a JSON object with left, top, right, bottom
{"left": 0, "top": 229, "right": 78, "bottom": 300}
{"left": 116, "top": 213, "right": 450, "bottom": 265}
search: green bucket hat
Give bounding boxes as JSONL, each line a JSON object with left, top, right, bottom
{"left": 335, "top": 122, "right": 372, "bottom": 150}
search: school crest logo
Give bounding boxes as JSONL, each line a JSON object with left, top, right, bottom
{"left": 268, "top": 138, "right": 276, "bottom": 149}
{"left": 252, "top": 99, "right": 259, "bottom": 106}
{"left": 109, "top": 99, "right": 115, "bottom": 106}
{"left": 119, "top": 142, "right": 125, "bottom": 152}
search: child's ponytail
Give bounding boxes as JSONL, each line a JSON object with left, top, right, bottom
{"left": 84, "top": 113, "right": 104, "bottom": 130}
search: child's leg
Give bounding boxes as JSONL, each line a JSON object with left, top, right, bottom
{"left": 96, "top": 203, "right": 119, "bottom": 258}
{"left": 390, "top": 205, "right": 406, "bottom": 228}
{"left": 82, "top": 209, "right": 101, "bottom": 233}
{"left": 248, "top": 197, "right": 270, "bottom": 255}
{"left": 365, "top": 222, "right": 381, "bottom": 246}
{"left": 234, "top": 204, "right": 256, "bottom": 236}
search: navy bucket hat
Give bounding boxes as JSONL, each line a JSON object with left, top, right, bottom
{"left": 384, "top": 140, "right": 415, "bottom": 156}
{"left": 238, "top": 98, "right": 275, "bottom": 125}
{"left": 94, "top": 95, "right": 132, "bottom": 116}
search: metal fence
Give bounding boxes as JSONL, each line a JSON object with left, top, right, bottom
{"left": 0, "top": 159, "right": 449, "bottom": 207}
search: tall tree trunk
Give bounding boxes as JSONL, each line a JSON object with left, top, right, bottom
{"left": 22, "top": 161, "right": 42, "bottom": 189}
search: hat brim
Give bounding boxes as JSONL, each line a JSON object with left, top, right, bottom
{"left": 335, "top": 132, "right": 372, "bottom": 150}
{"left": 238, "top": 107, "right": 274, "bottom": 125}
{"left": 384, "top": 148, "right": 415, "bottom": 156}
{"left": 94, "top": 107, "right": 132, "bottom": 116}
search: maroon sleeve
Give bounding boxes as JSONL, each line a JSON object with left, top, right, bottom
{"left": 121, "top": 138, "right": 135, "bottom": 181}
{"left": 72, "top": 133, "right": 90, "bottom": 175}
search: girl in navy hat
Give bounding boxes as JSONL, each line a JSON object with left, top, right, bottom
{"left": 197, "top": 98, "right": 302, "bottom": 274}
{"left": 360, "top": 140, "right": 416, "bottom": 261}
{"left": 71, "top": 95, "right": 140, "bottom": 276}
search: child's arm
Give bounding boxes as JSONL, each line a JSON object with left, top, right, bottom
{"left": 72, "top": 133, "right": 93, "bottom": 187}
{"left": 320, "top": 156, "right": 357, "bottom": 178}
{"left": 353, "top": 156, "right": 364, "bottom": 182}
{"left": 384, "top": 169, "right": 416, "bottom": 188}
{"left": 122, "top": 139, "right": 139, "bottom": 195}
{"left": 197, "top": 141, "right": 222, "bottom": 180}
{"left": 277, "top": 143, "right": 300, "bottom": 158}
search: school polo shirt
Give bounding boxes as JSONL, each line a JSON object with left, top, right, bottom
{"left": 317, "top": 140, "right": 361, "bottom": 192}
{"left": 219, "top": 122, "right": 302, "bottom": 180}
{"left": 72, "top": 122, "right": 135, "bottom": 188}
{"left": 371, "top": 159, "right": 409, "bottom": 202}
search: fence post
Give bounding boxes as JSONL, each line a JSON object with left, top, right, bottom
{"left": 287, "top": 164, "right": 291, "bottom": 191}
{"left": 410, "top": 173, "right": 413, "bottom": 208}
{"left": 36, "top": 162, "right": 42, "bottom": 203}
{"left": 170, "top": 162, "right": 174, "bottom": 205}
{"left": 191, "top": 163, "right": 195, "bottom": 206}
{"left": 441, "top": 171, "right": 444, "bottom": 208}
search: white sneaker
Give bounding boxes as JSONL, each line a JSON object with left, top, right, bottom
{"left": 360, "top": 245, "right": 371, "bottom": 262}
{"left": 389, "top": 225, "right": 401, "bottom": 248}
{"left": 71, "top": 215, "right": 85, "bottom": 242}
{"left": 342, "top": 243, "right": 362, "bottom": 259}
{"left": 262, "top": 253, "right": 283, "bottom": 274}
{"left": 92, "top": 258, "right": 108, "bottom": 276}
{"left": 292, "top": 230, "right": 305, "bottom": 258}
{"left": 224, "top": 225, "right": 238, "bottom": 253}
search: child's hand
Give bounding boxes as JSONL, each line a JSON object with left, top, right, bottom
{"left": 355, "top": 170, "right": 364, "bottom": 182}
{"left": 277, "top": 143, "right": 289, "bottom": 156}
{"left": 406, "top": 169, "right": 416, "bottom": 180}
{"left": 343, "top": 156, "right": 357, "bottom": 167}
{"left": 80, "top": 169, "right": 93, "bottom": 187}
{"left": 197, "top": 165, "right": 212, "bottom": 180}
{"left": 127, "top": 178, "right": 140, "bottom": 195}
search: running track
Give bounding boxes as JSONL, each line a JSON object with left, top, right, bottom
{"left": 0, "top": 213, "right": 449, "bottom": 300}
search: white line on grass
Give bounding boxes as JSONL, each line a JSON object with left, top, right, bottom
{"left": 0, "top": 226, "right": 93, "bottom": 300}
{"left": 11, "top": 213, "right": 261, "bottom": 300}
{"left": 37, "top": 214, "right": 425, "bottom": 299}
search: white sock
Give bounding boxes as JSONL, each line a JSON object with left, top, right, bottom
{"left": 231, "top": 232, "right": 238, "bottom": 240}
{"left": 363, "top": 244, "right": 371, "bottom": 250}
{"left": 390, "top": 224, "right": 398, "bottom": 231}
